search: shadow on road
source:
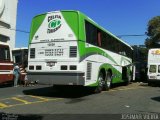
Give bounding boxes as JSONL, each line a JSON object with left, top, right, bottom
{"left": 22, "top": 82, "right": 137, "bottom": 99}
{"left": 151, "top": 96, "right": 160, "bottom": 102}
{"left": 23, "top": 86, "right": 94, "bottom": 98}
{"left": 0, "top": 83, "right": 13, "bottom": 88}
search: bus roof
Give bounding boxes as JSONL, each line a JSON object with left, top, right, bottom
{"left": 12, "top": 47, "right": 28, "bottom": 51}
{"left": 32, "top": 10, "right": 133, "bottom": 50}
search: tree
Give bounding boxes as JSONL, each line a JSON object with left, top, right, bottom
{"left": 145, "top": 16, "right": 160, "bottom": 48}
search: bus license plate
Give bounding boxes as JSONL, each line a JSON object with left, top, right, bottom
{"left": 46, "top": 62, "right": 55, "bottom": 67}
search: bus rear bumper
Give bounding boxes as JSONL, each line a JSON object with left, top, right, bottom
{"left": 27, "top": 72, "right": 85, "bottom": 86}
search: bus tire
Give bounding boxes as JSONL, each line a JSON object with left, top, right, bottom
{"left": 103, "top": 71, "right": 112, "bottom": 91}
{"left": 94, "top": 72, "right": 104, "bottom": 93}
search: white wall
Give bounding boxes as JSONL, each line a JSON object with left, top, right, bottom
{"left": 0, "top": 0, "right": 18, "bottom": 49}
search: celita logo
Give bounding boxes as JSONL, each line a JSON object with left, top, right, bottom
{"left": 47, "top": 15, "right": 62, "bottom": 33}
{"left": 48, "top": 19, "right": 61, "bottom": 29}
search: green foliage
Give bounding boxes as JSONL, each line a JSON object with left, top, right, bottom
{"left": 132, "top": 45, "right": 148, "bottom": 62}
{"left": 145, "top": 16, "right": 160, "bottom": 48}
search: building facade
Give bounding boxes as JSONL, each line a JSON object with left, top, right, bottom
{"left": 0, "top": 0, "right": 18, "bottom": 49}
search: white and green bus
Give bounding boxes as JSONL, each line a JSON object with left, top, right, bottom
{"left": 27, "top": 10, "right": 133, "bottom": 92}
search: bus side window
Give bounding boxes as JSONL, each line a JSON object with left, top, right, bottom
{"left": 97, "top": 31, "right": 101, "bottom": 47}
{"left": 85, "top": 20, "right": 97, "bottom": 46}
{"left": 158, "top": 65, "right": 160, "bottom": 73}
{"left": 0, "top": 47, "right": 10, "bottom": 61}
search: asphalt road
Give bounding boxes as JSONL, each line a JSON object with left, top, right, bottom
{"left": 0, "top": 82, "right": 160, "bottom": 120}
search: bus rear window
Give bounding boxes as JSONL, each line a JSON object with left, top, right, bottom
{"left": 0, "top": 47, "right": 10, "bottom": 61}
{"left": 149, "top": 65, "right": 156, "bottom": 73}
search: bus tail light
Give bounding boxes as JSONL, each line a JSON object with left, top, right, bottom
{"left": 29, "top": 65, "right": 34, "bottom": 70}
{"left": 69, "top": 46, "right": 77, "bottom": 58}
{"left": 61, "top": 65, "right": 68, "bottom": 70}
{"left": 36, "top": 65, "right": 42, "bottom": 70}
{"left": 70, "top": 65, "right": 77, "bottom": 70}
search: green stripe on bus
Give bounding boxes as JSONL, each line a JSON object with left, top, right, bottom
{"left": 81, "top": 47, "right": 118, "bottom": 64}
{"left": 29, "top": 14, "right": 46, "bottom": 43}
{"left": 61, "top": 11, "right": 79, "bottom": 40}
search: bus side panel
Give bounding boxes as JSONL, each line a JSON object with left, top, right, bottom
{"left": 83, "top": 46, "right": 132, "bottom": 86}
{"left": 0, "top": 43, "right": 14, "bottom": 84}
{"left": 0, "top": 74, "right": 13, "bottom": 83}
{"left": 84, "top": 61, "right": 100, "bottom": 86}
{"left": 0, "top": 63, "right": 14, "bottom": 84}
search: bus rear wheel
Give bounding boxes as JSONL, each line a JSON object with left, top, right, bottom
{"left": 94, "top": 72, "right": 104, "bottom": 93}
{"left": 103, "top": 72, "right": 112, "bottom": 91}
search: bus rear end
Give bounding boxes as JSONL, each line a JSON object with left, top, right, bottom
{"left": 28, "top": 11, "right": 85, "bottom": 85}
{"left": 147, "top": 49, "right": 160, "bottom": 85}
{"left": 0, "top": 42, "right": 13, "bottom": 84}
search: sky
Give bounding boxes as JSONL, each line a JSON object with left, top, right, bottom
{"left": 16, "top": 0, "right": 160, "bottom": 47}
